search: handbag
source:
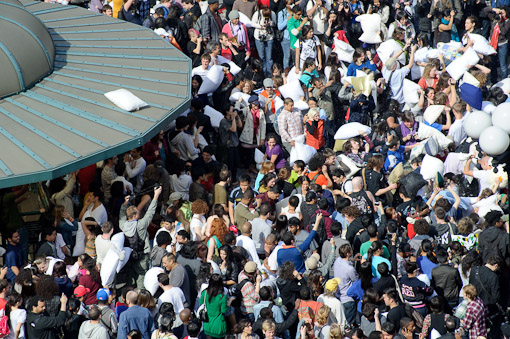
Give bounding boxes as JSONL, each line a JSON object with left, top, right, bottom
{"left": 197, "top": 292, "right": 209, "bottom": 322}
{"left": 0, "top": 309, "right": 10, "bottom": 338}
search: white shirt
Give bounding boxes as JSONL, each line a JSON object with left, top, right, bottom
{"left": 55, "top": 233, "right": 67, "bottom": 260}
{"left": 306, "top": 0, "right": 327, "bottom": 35}
{"left": 294, "top": 36, "right": 321, "bottom": 67}
{"left": 192, "top": 65, "right": 211, "bottom": 77}
{"left": 267, "top": 242, "right": 283, "bottom": 275}
{"left": 236, "top": 234, "right": 261, "bottom": 269}
{"left": 111, "top": 176, "right": 134, "bottom": 195}
{"left": 448, "top": 116, "right": 466, "bottom": 146}
{"left": 472, "top": 168, "right": 492, "bottom": 194}
{"left": 125, "top": 157, "right": 146, "bottom": 193}
{"left": 82, "top": 203, "right": 108, "bottom": 225}
{"left": 158, "top": 286, "right": 186, "bottom": 313}
{"left": 6, "top": 309, "right": 26, "bottom": 339}
{"left": 95, "top": 236, "right": 113, "bottom": 265}
{"left": 190, "top": 215, "right": 207, "bottom": 241}
{"left": 382, "top": 65, "right": 410, "bottom": 104}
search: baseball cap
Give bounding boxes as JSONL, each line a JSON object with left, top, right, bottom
{"left": 385, "top": 57, "right": 397, "bottom": 70}
{"left": 325, "top": 278, "right": 341, "bottom": 292}
{"left": 305, "top": 253, "right": 320, "bottom": 270}
{"left": 244, "top": 261, "right": 257, "bottom": 274}
{"left": 74, "top": 286, "right": 90, "bottom": 298}
{"left": 208, "top": 0, "right": 218, "bottom": 4}
{"left": 167, "top": 192, "right": 183, "bottom": 205}
{"left": 248, "top": 95, "right": 259, "bottom": 105}
{"left": 263, "top": 78, "right": 274, "bottom": 88}
{"left": 97, "top": 288, "right": 111, "bottom": 301}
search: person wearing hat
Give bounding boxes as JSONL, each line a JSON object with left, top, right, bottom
{"left": 96, "top": 288, "right": 118, "bottom": 337}
{"left": 304, "top": 239, "right": 336, "bottom": 276}
{"left": 259, "top": 78, "right": 281, "bottom": 115}
{"left": 238, "top": 261, "right": 262, "bottom": 322}
{"left": 382, "top": 38, "right": 417, "bottom": 106}
{"left": 317, "top": 278, "right": 348, "bottom": 328}
{"left": 199, "top": 0, "right": 222, "bottom": 43}
{"left": 222, "top": 10, "right": 251, "bottom": 62}
{"left": 237, "top": 93, "right": 267, "bottom": 166}
{"left": 74, "top": 285, "right": 91, "bottom": 315}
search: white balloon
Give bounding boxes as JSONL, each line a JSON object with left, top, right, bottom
{"left": 463, "top": 110, "right": 492, "bottom": 139}
{"left": 479, "top": 126, "right": 510, "bottom": 155}
{"left": 492, "top": 103, "right": 510, "bottom": 134}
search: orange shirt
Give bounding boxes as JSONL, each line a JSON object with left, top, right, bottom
{"left": 307, "top": 171, "right": 328, "bottom": 187}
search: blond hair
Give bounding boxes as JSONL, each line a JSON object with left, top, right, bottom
{"left": 316, "top": 305, "right": 331, "bottom": 326}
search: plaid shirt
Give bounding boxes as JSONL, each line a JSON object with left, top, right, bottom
{"left": 137, "top": 0, "right": 150, "bottom": 21}
{"left": 461, "top": 297, "right": 487, "bottom": 339}
{"left": 238, "top": 271, "right": 260, "bottom": 315}
{"left": 277, "top": 109, "right": 304, "bottom": 143}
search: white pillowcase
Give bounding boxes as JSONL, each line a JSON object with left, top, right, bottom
{"left": 423, "top": 105, "right": 445, "bottom": 124}
{"left": 279, "top": 80, "right": 305, "bottom": 102}
{"left": 337, "top": 154, "right": 361, "bottom": 178}
{"left": 287, "top": 67, "right": 302, "bottom": 83}
{"left": 198, "top": 65, "right": 224, "bottom": 95}
{"left": 217, "top": 55, "right": 242, "bottom": 75}
{"left": 239, "top": 12, "right": 253, "bottom": 28}
{"left": 446, "top": 47, "right": 479, "bottom": 81}
{"left": 468, "top": 33, "right": 496, "bottom": 56}
{"left": 294, "top": 100, "right": 309, "bottom": 111}
{"left": 104, "top": 89, "right": 148, "bottom": 111}
{"left": 204, "top": 105, "right": 224, "bottom": 128}
{"left": 144, "top": 267, "right": 165, "bottom": 296}
{"left": 101, "top": 248, "right": 120, "bottom": 287}
{"left": 72, "top": 224, "right": 85, "bottom": 257}
{"left": 334, "top": 39, "right": 354, "bottom": 63}
{"left": 357, "top": 14, "right": 382, "bottom": 44}
{"left": 289, "top": 142, "right": 317, "bottom": 165}
{"left": 403, "top": 79, "right": 422, "bottom": 105}
{"left": 334, "top": 122, "right": 371, "bottom": 140}
{"left": 229, "top": 92, "right": 251, "bottom": 103}
{"left": 377, "top": 39, "right": 404, "bottom": 65}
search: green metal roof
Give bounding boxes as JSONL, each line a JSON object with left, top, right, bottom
{"left": 0, "top": 0, "right": 191, "bottom": 188}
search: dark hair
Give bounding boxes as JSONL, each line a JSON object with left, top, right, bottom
{"left": 218, "top": 245, "right": 235, "bottom": 273}
{"left": 384, "top": 288, "right": 399, "bottom": 303}
{"left": 159, "top": 314, "right": 175, "bottom": 333}
{"left": 156, "top": 231, "right": 172, "bottom": 247}
{"left": 318, "top": 198, "right": 329, "bottom": 211}
{"left": 127, "top": 330, "right": 142, "bottom": 339}
{"left": 366, "top": 240, "right": 383, "bottom": 263}
{"left": 377, "top": 262, "right": 390, "bottom": 277}
{"left": 485, "top": 210, "right": 503, "bottom": 226}
{"left": 420, "top": 239, "right": 438, "bottom": 264}
{"left": 279, "top": 261, "right": 296, "bottom": 281}
{"left": 331, "top": 222, "right": 342, "bottom": 237}
{"left": 382, "top": 322, "right": 396, "bottom": 334}
{"left": 308, "top": 154, "right": 325, "bottom": 172}
{"left": 82, "top": 254, "right": 100, "bottom": 282}
{"left": 35, "top": 275, "right": 59, "bottom": 300}
{"left": 259, "top": 286, "right": 272, "bottom": 301}
{"left": 179, "top": 241, "right": 198, "bottom": 260}
{"left": 52, "top": 261, "right": 67, "bottom": 278}
{"left": 359, "top": 261, "right": 373, "bottom": 291}
{"left": 206, "top": 274, "right": 224, "bottom": 298}
{"left": 188, "top": 319, "right": 202, "bottom": 337}
{"left": 158, "top": 273, "right": 170, "bottom": 286}
{"left": 282, "top": 232, "right": 295, "bottom": 245}
{"left": 234, "top": 319, "right": 252, "bottom": 334}
{"left": 430, "top": 296, "right": 443, "bottom": 314}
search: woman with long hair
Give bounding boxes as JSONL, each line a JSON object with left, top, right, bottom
{"left": 273, "top": 215, "right": 288, "bottom": 241}
{"left": 53, "top": 205, "right": 78, "bottom": 249}
{"left": 34, "top": 275, "right": 61, "bottom": 317}
{"left": 306, "top": 270, "right": 324, "bottom": 301}
{"left": 416, "top": 239, "right": 438, "bottom": 280}
{"left": 295, "top": 26, "right": 322, "bottom": 73}
{"left": 6, "top": 292, "right": 26, "bottom": 339}
{"left": 276, "top": 261, "right": 304, "bottom": 312}
{"left": 199, "top": 274, "right": 229, "bottom": 339}
{"left": 78, "top": 254, "right": 101, "bottom": 305}
{"left": 237, "top": 93, "right": 267, "bottom": 171}
{"left": 363, "top": 154, "right": 397, "bottom": 205}
{"left": 205, "top": 204, "right": 231, "bottom": 237}
{"left": 52, "top": 260, "right": 73, "bottom": 297}
{"left": 216, "top": 245, "right": 238, "bottom": 287}
{"left": 418, "top": 63, "right": 440, "bottom": 90}
{"left": 138, "top": 289, "right": 158, "bottom": 320}
{"left": 263, "top": 134, "right": 286, "bottom": 171}
{"left": 365, "top": 241, "right": 392, "bottom": 279}
{"left": 258, "top": 173, "right": 277, "bottom": 194}
{"left": 256, "top": 162, "right": 276, "bottom": 191}
{"left": 206, "top": 217, "right": 229, "bottom": 261}
{"left": 234, "top": 318, "right": 258, "bottom": 339}
{"left": 152, "top": 314, "right": 177, "bottom": 339}
{"left": 342, "top": 136, "right": 370, "bottom": 167}
{"left": 347, "top": 261, "right": 377, "bottom": 314}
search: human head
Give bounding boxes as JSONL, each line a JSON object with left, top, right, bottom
{"left": 462, "top": 284, "right": 477, "bottom": 301}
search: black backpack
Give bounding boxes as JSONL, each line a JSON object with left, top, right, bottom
{"left": 230, "top": 279, "right": 250, "bottom": 308}
{"left": 124, "top": 224, "right": 145, "bottom": 260}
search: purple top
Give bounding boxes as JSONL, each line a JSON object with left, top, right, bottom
{"left": 265, "top": 143, "right": 286, "bottom": 169}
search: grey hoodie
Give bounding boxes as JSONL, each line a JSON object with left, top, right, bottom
{"left": 120, "top": 198, "right": 157, "bottom": 254}
{"left": 78, "top": 321, "right": 110, "bottom": 339}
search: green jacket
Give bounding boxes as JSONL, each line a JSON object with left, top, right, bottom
{"left": 200, "top": 290, "right": 228, "bottom": 338}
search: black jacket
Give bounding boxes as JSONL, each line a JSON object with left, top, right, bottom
{"left": 26, "top": 310, "right": 66, "bottom": 339}
{"left": 469, "top": 265, "right": 500, "bottom": 313}
{"left": 431, "top": 264, "right": 462, "bottom": 301}
{"left": 478, "top": 226, "right": 510, "bottom": 266}
{"left": 253, "top": 309, "right": 298, "bottom": 338}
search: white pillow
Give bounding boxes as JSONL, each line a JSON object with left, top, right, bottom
{"left": 403, "top": 79, "right": 421, "bottom": 105}
{"left": 254, "top": 148, "right": 264, "bottom": 164}
{"left": 279, "top": 80, "right": 305, "bottom": 102}
{"left": 289, "top": 143, "right": 317, "bottom": 165}
{"left": 294, "top": 134, "right": 306, "bottom": 144}
{"left": 493, "top": 78, "right": 510, "bottom": 93}
{"left": 357, "top": 14, "right": 382, "bottom": 44}
{"left": 217, "top": 55, "right": 242, "bottom": 75}
{"left": 423, "top": 105, "right": 445, "bottom": 124}
{"left": 334, "top": 39, "right": 354, "bottom": 63}
{"left": 144, "top": 267, "right": 165, "bottom": 295}
{"left": 462, "top": 72, "right": 480, "bottom": 87}
{"left": 418, "top": 123, "right": 452, "bottom": 149}
{"left": 100, "top": 248, "right": 120, "bottom": 286}
{"left": 198, "top": 65, "right": 224, "bottom": 95}
{"left": 468, "top": 33, "right": 496, "bottom": 56}
{"left": 337, "top": 154, "right": 361, "bottom": 178}
{"left": 377, "top": 39, "right": 404, "bottom": 65}
{"left": 67, "top": 262, "right": 80, "bottom": 283}
{"left": 287, "top": 67, "right": 302, "bottom": 83}
{"left": 72, "top": 224, "right": 85, "bottom": 257}
{"left": 238, "top": 11, "right": 253, "bottom": 28}
{"left": 46, "top": 257, "right": 63, "bottom": 276}
{"left": 274, "top": 96, "right": 284, "bottom": 112}
{"left": 334, "top": 122, "right": 371, "bottom": 140}
{"left": 117, "top": 247, "right": 132, "bottom": 273}
{"left": 104, "top": 89, "right": 148, "bottom": 111}
{"left": 294, "top": 100, "right": 309, "bottom": 111}
{"left": 420, "top": 155, "right": 444, "bottom": 180}
{"left": 446, "top": 48, "right": 479, "bottom": 81}
{"left": 229, "top": 92, "right": 251, "bottom": 103}
{"left": 204, "top": 105, "right": 224, "bottom": 128}
{"left": 111, "top": 232, "right": 124, "bottom": 251}
{"left": 482, "top": 101, "right": 496, "bottom": 114}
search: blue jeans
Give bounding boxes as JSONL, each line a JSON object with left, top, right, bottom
{"left": 255, "top": 38, "right": 273, "bottom": 76}
{"left": 498, "top": 42, "right": 508, "bottom": 80}
{"left": 281, "top": 38, "right": 291, "bottom": 70}
{"left": 18, "top": 226, "right": 29, "bottom": 262}
{"left": 342, "top": 301, "right": 357, "bottom": 325}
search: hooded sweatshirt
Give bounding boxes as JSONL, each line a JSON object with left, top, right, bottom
{"left": 119, "top": 198, "right": 158, "bottom": 254}
{"left": 78, "top": 321, "right": 109, "bottom": 339}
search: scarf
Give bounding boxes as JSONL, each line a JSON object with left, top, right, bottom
{"left": 490, "top": 22, "right": 500, "bottom": 50}
{"left": 251, "top": 108, "right": 260, "bottom": 141}
{"left": 231, "top": 22, "right": 247, "bottom": 47}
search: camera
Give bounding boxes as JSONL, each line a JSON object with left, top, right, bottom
{"left": 343, "top": 1, "right": 349, "bottom": 7}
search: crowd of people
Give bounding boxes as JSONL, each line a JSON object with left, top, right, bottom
{"left": 2, "top": 0, "right": 510, "bottom": 338}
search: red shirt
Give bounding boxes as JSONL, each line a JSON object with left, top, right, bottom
{"left": 79, "top": 274, "right": 101, "bottom": 306}
{"left": 221, "top": 48, "right": 233, "bottom": 61}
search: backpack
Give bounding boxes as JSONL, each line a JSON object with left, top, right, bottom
{"left": 404, "top": 303, "right": 425, "bottom": 329}
{"left": 124, "top": 224, "right": 145, "bottom": 260}
{"left": 0, "top": 310, "right": 10, "bottom": 338}
{"left": 350, "top": 191, "right": 372, "bottom": 215}
{"left": 230, "top": 278, "right": 250, "bottom": 308}
{"left": 297, "top": 304, "right": 316, "bottom": 323}
{"left": 99, "top": 306, "right": 117, "bottom": 338}
{"left": 273, "top": 106, "right": 284, "bottom": 135}
{"left": 307, "top": 211, "right": 328, "bottom": 246}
